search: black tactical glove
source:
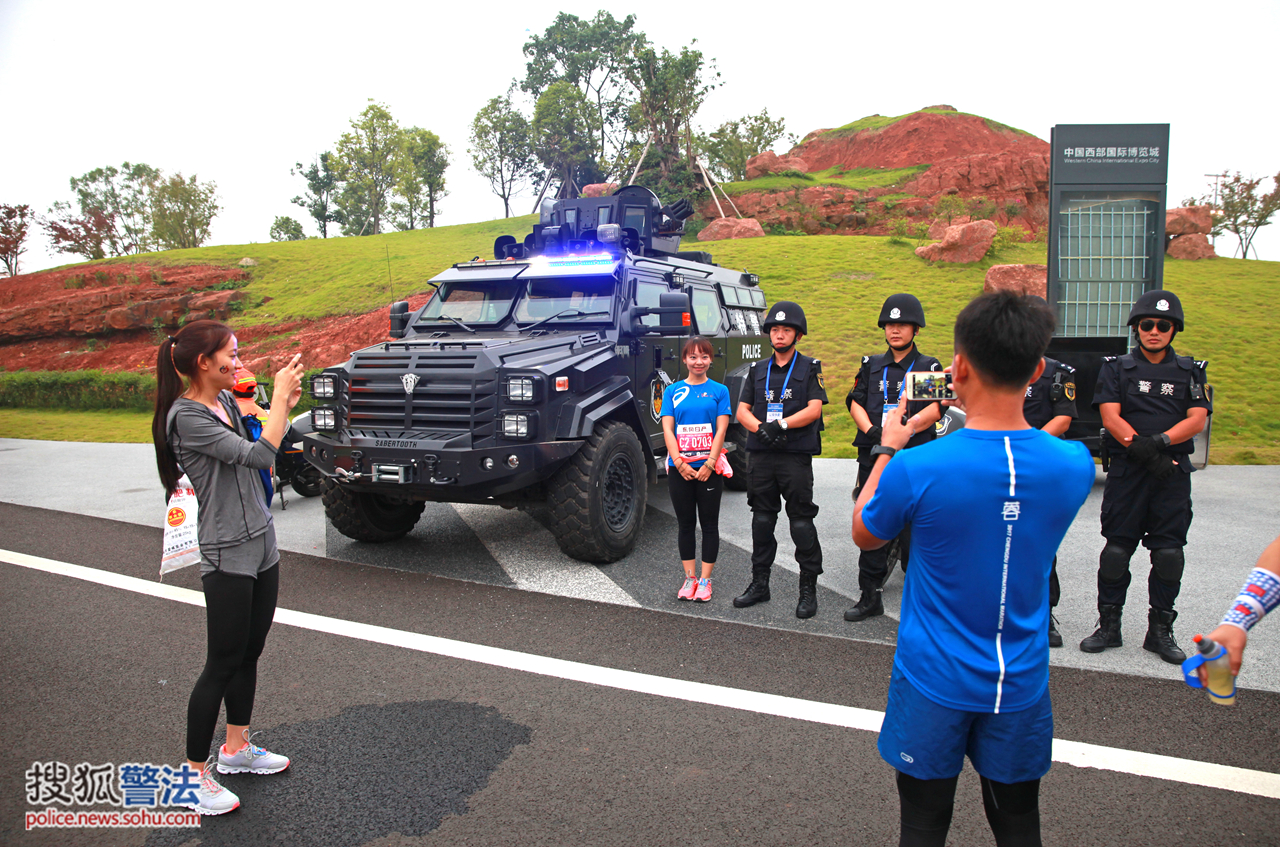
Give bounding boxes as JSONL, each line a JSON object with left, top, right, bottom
{"left": 865, "top": 424, "right": 883, "bottom": 444}
{"left": 758, "top": 420, "right": 785, "bottom": 446}
{"left": 1126, "top": 434, "right": 1160, "bottom": 465}
{"left": 1144, "top": 453, "right": 1178, "bottom": 481}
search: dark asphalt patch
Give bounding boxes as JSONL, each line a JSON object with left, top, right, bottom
{"left": 145, "top": 700, "right": 530, "bottom": 847}
{"left": 326, "top": 502, "right": 514, "bottom": 586}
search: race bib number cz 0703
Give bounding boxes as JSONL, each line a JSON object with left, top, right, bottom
{"left": 676, "top": 423, "right": 713, "bottom": 460}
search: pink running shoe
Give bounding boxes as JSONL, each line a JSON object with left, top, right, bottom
{"left": 678, "top": 577, "right": 697, "bottom": 600}
{"left": 694, "top": 578, "right": 712, "bottom": 602}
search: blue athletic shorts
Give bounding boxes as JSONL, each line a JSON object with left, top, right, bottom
{"left": 877, "top": 664, "right": 1053, "bottom": 783}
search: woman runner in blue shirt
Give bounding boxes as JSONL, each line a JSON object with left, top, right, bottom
{"left": 661, "top": 337, "right": 731, "bottom": 602}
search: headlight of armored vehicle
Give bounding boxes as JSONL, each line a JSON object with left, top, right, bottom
{"left": 311, "top": 374, "right": 336, "bottom": 399}
{"left": 313, "top": 406, "right": 339, "bottom": 432}
{"left": 498, "top": 412, "right": 535, "bottom": 440}
{"left": 501, "top": 375, "right": 542, "bottom": 404}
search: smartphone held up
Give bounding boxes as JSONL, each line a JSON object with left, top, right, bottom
{"left": 904, "top": 371, "right": 955, "bottom": 402}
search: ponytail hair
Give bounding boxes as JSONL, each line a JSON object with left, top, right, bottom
{"left": 152, "top": 320, "right": 234, "bottom": 496}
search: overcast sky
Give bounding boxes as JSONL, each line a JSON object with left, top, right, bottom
{"left": 2, "top": 0, "right": 1277, "bottom": 272}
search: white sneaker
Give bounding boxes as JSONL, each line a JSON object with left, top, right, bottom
{"left": 187, "top": 760, "right": 240, "bottom": 815}
{"left": 217, "top": 730, "right": 291, "bottom": 775}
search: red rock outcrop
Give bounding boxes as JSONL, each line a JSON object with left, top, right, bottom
{"left": 915, "top": 220, "right": 998, "bottom": 264}
{"left": 905, "top": 150, "right": 1050, "bottom": 228}
{"left": 0, "top": 264, "right": 249, "bottom": 343}
{"left": 1166, "top": 233, "right": 1216, "bottom": 260}
{"left": 582, "top": 183, "right": 619, "bottom": 198}
{"left": 745, "top": 151, "right": 810, "bottom": 179}
{"left": 1166, "top": 205, "right": 1213, "bottom": 236}
{"left": 697, "top": 217, "right": 766, "bottom": 241}
{"left": 792, "top": 111, "right": 1046, "bottom": 172}
{"left": 984, "top": 264, "right": 1048, "bottom": 297}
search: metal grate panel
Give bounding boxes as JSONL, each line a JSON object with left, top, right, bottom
{"left": 346, "top": 351, "right": 494, "bottom": 437}
{"left": 1057, "top": 198, "right": 1157, "bottom": 337}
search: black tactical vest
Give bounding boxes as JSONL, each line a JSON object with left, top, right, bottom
{"left": 851, "top": 349, "right": 941, "bottom": 452}
{"left": 1023, "top": 356, "right": 1067, "bottom": 430}
{"left": 1102, "top": 351, "right": 1207, "bottom": 455}
{"left": 746, "top": 353, "right": 823, "bottom": 454}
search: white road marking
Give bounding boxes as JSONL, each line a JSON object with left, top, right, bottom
{"left": 450, "top": 503, "right": 640, "bottom": 607}
{"left": 5, "top": 548, "right": 1280, "bottom": 801}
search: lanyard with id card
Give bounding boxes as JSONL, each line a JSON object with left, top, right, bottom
{"left": 766, "top": 354, "right": 799, "bottom": 423}
{"left": 882, "top": 360, "right": 914, "bottom": 430}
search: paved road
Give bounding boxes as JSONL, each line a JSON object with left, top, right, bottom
{"left": 6, "top": 439, "right": 1277, "bottom": 691}
{"left": 3, "top": 439, "right": 1280, "bottom": 845}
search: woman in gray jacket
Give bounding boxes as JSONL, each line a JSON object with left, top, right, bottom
{"left": 152, "top": 320, "right": 304, "bottom": 815}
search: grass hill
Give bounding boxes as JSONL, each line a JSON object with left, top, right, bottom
{"left": 5, "top": 218, "right": 1279, "bottom": 462}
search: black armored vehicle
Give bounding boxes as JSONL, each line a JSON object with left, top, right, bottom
{"left": 302, "top": 186, "right": 770, "bottom": 562}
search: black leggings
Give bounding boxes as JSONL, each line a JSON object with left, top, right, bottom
{"left": 897, "top": 771, "right": 1042, "bottom": 847}
{"left": 667, "top": 469, "right": 723, "bottom": 563}
{"left": 186, "top": 565, "right": 279, "bottom": 762}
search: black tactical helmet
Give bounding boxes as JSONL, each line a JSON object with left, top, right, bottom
{"left": 878, "top": 293, "right": 926, "bottom": 328}
{"left": 762, "top": 301, "right": 807, "bottom": 335}
{"left": 1127, "top": 290, "right": 1184, "bottom": 332}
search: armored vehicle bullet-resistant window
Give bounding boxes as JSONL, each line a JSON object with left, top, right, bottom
{"left": 691, "top": 288, "right": 724, "bottom": 335}
{"left": 635, "top": 279, "right": 669, "bottom": 327}
{"left": 514, "top": 276, "right": 615, "bottom": 324}
{"left": 419, "top": 280, "right": 521, "bottom": 325}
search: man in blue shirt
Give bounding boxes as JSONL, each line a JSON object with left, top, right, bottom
{"left": 853, "top": 292, "right": 1095, "bottom": 847}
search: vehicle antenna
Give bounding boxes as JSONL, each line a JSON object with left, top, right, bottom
{"left": 385, "top": 242, "right": 394, "bottom": 302}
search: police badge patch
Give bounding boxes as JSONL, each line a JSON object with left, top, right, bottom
{"left": 1065, "top": 382, "right": 1076, "bottom": 401}
{"left": 817, "top": 372, "right": 825, "bottom": 389}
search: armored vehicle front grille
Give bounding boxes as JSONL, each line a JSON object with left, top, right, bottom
{"left": 347, "top": 351, "right": 494, "bottom": 438}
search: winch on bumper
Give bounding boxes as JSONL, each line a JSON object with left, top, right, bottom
{"left": 301, "top": 432, "right": 583, "bottom": 501}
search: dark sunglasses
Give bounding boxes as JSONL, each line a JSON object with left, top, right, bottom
{"left": 1138, "top": 319, "right": 1173, "bottom": 333}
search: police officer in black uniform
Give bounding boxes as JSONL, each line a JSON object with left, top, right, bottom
{"left": 733, "top": 301, "right": 829, "bottom": 619}
{"left": 844, "top": 293, "right": 943, "bottom": 622}
{"left": 1080, "top": 290, "right": 1211, "bottom": 663}
{"left": 1021, "top": 317, "right": 1079, "bottom": 647}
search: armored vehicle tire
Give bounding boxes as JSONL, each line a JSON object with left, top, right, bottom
{"left": 291, "top": 464, "right": 323, "bottom": 498}
{"left": 547, "top": 421, "right": 648, "bottom": 563}
{"left": 322, "top": 479, "right": 426, "bottom": 542}
{"left": 724, "top": 430, "right": 749, "bottom": 492}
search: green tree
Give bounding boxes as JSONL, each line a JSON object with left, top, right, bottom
{"left": 392, "top": 128, "right": 449, "bottom": 230}
{"left": 532, "top": 81, "right": 602, "bottom": 199}
{"left": 150, "top": 173, "right": 220, "bottom": 250}
{"left": 291, "top": 152, "right": 344, "bottom": 238}
{"left": 470, "top": 94, "right": 538, "bottom": 218}
{"left": 334, "top": 100, "right": 404, "bottom": 236}
{"left": 1204, "top": 171, "right": 1280, "bottom": 259}
{"left": 933, "top": 193, "right": 968, "bottom": 226}
{"left": 269, "top": 215, "right": 306, "bottom": 241}
{"left": 0, "top": 204, "right": 34, "bottom": 277}
{"left": 73, "top": 163, "right": 159, "bottom": 254}
{"left": 622, "top": 42, "right": 718, "bottom": 183}
{"left": 521, "top": 11, "right": 643, "bottom": 180}
{"left": 700, "top": 109, "right": 792, "bottom": 183}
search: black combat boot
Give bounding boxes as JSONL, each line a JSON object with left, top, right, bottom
{"left": 733, "top": 574, "right": 771, "bottom": 608}
{"left": 1142, "top": 608, "right": 1186, "bottom": 664}
{"left": 1079, "top": 604, "right": 1123, "bottom": 653}
{"left": 796, "top": 575, "right": 818, "bottom": 619}
{"left": 843, "top": 590, "right": 884, "bottom": 622}
{"left": 1048, "top": 613, "right": 1063, "bottom": 648}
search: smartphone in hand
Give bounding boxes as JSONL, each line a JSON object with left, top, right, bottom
{"left": 904, "top": 371, "right": 955, "bottom": 402}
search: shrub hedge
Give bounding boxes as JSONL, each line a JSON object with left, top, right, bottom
{"left": 0, "top": 371, "right": 156, "bottom": 411}
{"left": 0, "top": 369, "right": 326, "bottom": 414}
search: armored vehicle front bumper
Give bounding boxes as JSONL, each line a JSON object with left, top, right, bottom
{"left": 302, "top": 431, "right": 583, "bottom": 503}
